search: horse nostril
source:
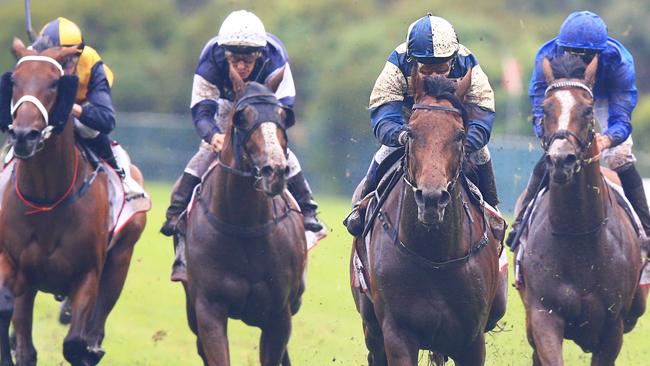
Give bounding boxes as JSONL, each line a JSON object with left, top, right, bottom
{"left": 414, "top": 189, "right": 423, "bottom": 203}
{"left": 439, "top": 190, "right": 451, "bottom": 207}
{"left": 260, "top": 165, "right": 274, "bottom": 178}
{"left": 284, "top": 166, "right": 291, "bottom": 177}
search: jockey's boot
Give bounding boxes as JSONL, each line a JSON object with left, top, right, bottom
{"left": 505, "top": 157, "right": 547, "bottom": 249}
{"left": 618, "top": 164, "right": 650, "bottom": 239}
{"left": 343, "top": 159, "right": 381, "bottom": 237}
{"left": 170, "top": 228, "right": 188, "bottom": 282}
{"left": 476, "top": 160, "right": 499, "bottom": 208}
{"left": 91, "top": 134, "right": 125, "bottom": 178}
{"left": 288, "top": 172, "right": 323, "bottom": 232}
{"left": 160, "top": 173, "right": 201, "bottom": 237}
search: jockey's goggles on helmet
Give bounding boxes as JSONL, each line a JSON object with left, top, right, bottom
{"left": 418, "top": 57, "right": 454, "bottom": 76}
{"left": 561, "top": 46, "right": 599, "bottom": 64}
{"left": 225, "top": 50, "right": 262, "bottom": 66}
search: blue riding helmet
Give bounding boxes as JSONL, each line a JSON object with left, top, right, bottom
{"left": 406, "top": 14, "right": 459, "bottom": 63}
{"left": 557, "top": 11, "right": 608, "bottom": 51}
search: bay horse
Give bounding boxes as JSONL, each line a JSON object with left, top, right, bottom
{"left": 350, "top": 69, "right": 507, "bottom": 365}
{"left": 183, "top": 65, "right": 306, "bottom": 366}
{"left": 515, "top": 54, "right": 647, "bottom": 365}
{"left": 0, "top": 39, "right": 147, "bottom": 365}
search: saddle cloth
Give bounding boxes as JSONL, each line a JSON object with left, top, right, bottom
{"left": 515, "top": 176, "right": 650, "bottom": 287}
{"left": 0, "top": 145, "right": 151, "bottom": 248}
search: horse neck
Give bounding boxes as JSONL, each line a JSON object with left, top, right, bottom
{"left": 548, "top": 161, "right": 607, "bottom": 234}
{"left": 204, "top": 145, "right": 274, "bottom": 224}
{"left": 16, "top": 122, "right": 78, "bottom": 201}
{"left": 399, "top": 181, "right": 467, "bottom": 262}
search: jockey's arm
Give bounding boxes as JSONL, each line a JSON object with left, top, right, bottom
{"left": 77, "top": 62, "right": 116, "bottom": 134}
{"left": 190, "top": 74, "right": 221, "bottom": 143}
{"left": 368, "top": 60, "right": 408, "bottom": 147}
{"left": 462, "top": 65, "right": 495, "bottom": 154}
{"left": 603, "top": 59, "right": 636, "bottom": 148}
{"left": 529, "top": 51, "right": 550, "bottom": 138}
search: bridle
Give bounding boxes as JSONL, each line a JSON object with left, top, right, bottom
{"left": 216, "top": 91, "right": 292, "bottom": 180}
{"left": 541, "top": 80, "right": 598, "bottom": 172}
{"left": 402, "top": 103, "right": 465, "bottom": 193}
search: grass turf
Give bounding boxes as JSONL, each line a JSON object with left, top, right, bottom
{"left": 22, "top": 182, "right": 650, "bottom": 365}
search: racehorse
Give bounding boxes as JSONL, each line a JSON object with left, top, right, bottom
{"left": 183, "top": 65, "right": 306, "bottom": 366}
{"left": 0, "top": 38, "right": 147, "bottom": 366}
{"left": 350, "top": 68, "right": 507, "bottom": 366}
{"left": 515, "top": 54, "right": 647, "bottom": 365}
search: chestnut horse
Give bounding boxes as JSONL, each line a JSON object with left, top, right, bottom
{"left": 515, "top": 54, "right": 647, "bottom": 365}
{"left": 183, "top": 66, "right": 306, "bottom": 366}
{"left": 0, "top": 39, "right": 146, "bottom": 366}
{"left": 350, "top": 70, "right": 507, "bottom": 366}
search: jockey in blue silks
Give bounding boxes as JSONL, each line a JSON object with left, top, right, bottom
{"left": 506, "top": 10, "right": 650, "bottom": 248}
{"left": 344, "top": 13, "right": 500, "bottom": 236}
{"left": 161, "top": 10, "right": 323, "bottom": 243}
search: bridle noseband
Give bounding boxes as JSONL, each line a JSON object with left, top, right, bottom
{"left": 403, "top": 103, "right": 465, "bottom": 193}
{"left": 541, "top": 80, "right": 597, "bottom": 172}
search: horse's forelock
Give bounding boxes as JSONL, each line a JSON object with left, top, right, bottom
{"left": 417, "top": 76, "right": 468, "bottom": 125}
{"left": 550, "top": 54, "right": 586, "bottom": 80}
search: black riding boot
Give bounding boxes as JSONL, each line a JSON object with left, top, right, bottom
{"left": 618, "top": 164, "right": 650, "bottom": 237}
{"left": 87, "top": 134, "right": 124, "bottom": 178}
{"left": 343, "top": 165, "right": 380, "bottom": 236}
{"left": 475, "top": 160, "right": 500, "bottom": 208}
{"left": 287, "top": 172, "right": 323, "bottom": 232}
{"left": 160, "top": 172, "right": 201, "bottom": 237}
{"left": 505, "top": 156, "right": 548, "bottom": 249}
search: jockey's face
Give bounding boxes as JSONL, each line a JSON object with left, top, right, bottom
{"left": 226, "top": 51, "right": 261, "bottom": 81}
{"left": 61, "top": 54, "right": 80, "bottom": 76}
{"left": 561, "top": 46, "right": 599, "bottom": 65}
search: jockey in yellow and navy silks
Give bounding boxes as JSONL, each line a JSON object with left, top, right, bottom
{"left": 344, "top": 14, "right": 500, "bottom": 236}
{"left": 506, "top": 11, "right": 650, "bottom": 248}
{"left": 161, "top": 10, "right": 323, "bottom": 248}
{"left": 31, "top": 17, "right": 122, "bottom": 176}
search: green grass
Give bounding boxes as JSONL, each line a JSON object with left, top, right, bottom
{"left": 25, "top": 182, "right": 650, "bottom": 365}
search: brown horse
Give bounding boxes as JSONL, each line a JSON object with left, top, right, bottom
{"left": 350, "top": 70, "right": 507, "bottom": 366}
{"left": 183, "top": 65, "right": 306, "bottom": 366}
{"left": 0, "top": 39, "right": 147, "bottom": 366}
{"left": 515, "top": 54, "right": 647, "bottom": 365}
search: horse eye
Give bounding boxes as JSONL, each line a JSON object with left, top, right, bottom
{"left": 454, "top": 129, "right": 465, "bottom": 143}
{"left": 50, "top": 80, "right": 58, "bottom": 90}
{"left": 582, "top": 107, "right": 593, "bottom": 118}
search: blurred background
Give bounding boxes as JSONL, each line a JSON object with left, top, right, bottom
{"left": 2, "top": 0, "right": 650, "bottom": 212}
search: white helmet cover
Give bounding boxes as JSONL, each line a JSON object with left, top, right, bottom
{"left": 407, "top": 15, "right": 459, "bottom": 59}
{"left": 217, "top": 10, "right": 267, "bottom": 48}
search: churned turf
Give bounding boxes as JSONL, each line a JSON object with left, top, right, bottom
{"left": 26, "top": 182, "right": 650, "bottom": 365}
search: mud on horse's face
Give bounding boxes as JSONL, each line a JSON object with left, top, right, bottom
{"left": 5, "top": 38, "right": 79, "bottom": 159}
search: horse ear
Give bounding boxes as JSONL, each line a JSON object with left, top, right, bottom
{"left": 542, "top": 57, "right": 554, "bottom": 84}
{"left": 456, "top": 67, "right": 472, "bottom": 100}
{"left": 410, "top": 63, "right": 425, "bottom": 100}
{"left": 228, "top": 65, "right": 245, "bottom": 97}
{"left": 584, "top": 54, "right": 598, "bottom": 88}
{"left": 12, "top": 37, "right": 27, "bottom": 60}
{"left": 265, "top": 66, "right": 285, "bottom": 94}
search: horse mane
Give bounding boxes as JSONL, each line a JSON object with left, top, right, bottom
{"left": 550, "top": 53, "right": 586, "bottom": 79}
{"left": 420, "top": 76, "right": 468, "bottom": 124}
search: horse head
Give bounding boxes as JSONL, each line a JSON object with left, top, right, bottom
{"left": 1, "top": 38, "right": 79, "bottom": 159}
{"left": 540, "top": 53, "right": 598, "bottom": 184}
{"left": 224, "top": 65, "right": 294, "bottom": 196}
{"left": 404, "top": 67, "right": 470, "bottom": 225}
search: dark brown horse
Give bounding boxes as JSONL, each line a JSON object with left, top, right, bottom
{"left": 183, "top": 65, "right": 306, "bottom": 366}
{"left": 0, "top": 39, "right": 147, "bottom": 366}
{"left": 515, "top": 54, "right": 647, "bottom": 365}
{"left": 350, "top": 70, "right": 507, "bottom": 365}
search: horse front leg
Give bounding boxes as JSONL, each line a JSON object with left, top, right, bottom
{"left": 590, "top": 320, "right": 623, "bottom": 366}
{"left": 453, "top": 332, "right": 486, "bottom": 366}
{"left": 195, "top": 296, "right": 230, "bottom": 366}
{"left": 12, "top": 289, "right": 36, "bottom": 366}
{"left": 0, "top": 253, "right": 16, "bottom": 366}
{"left": 486, "top": 268, "right": 508, "bottom": 332}
{"left": 526, "top": 305, "right": 565, "bottom": 366}
{"left": 381, "top": 318, "right": 419, "bottom": 366}
{"left": 259, "top": 307, "right": 292, "bottom": 366}
{"left": 63, "top": 271, "right": 102, "bottom": 366}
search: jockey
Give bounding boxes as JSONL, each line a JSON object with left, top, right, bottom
{"left": 344, "top": 13, "right": 499, "bottom": 236}
{"left": 31, "top": 17, "right": 123, "bottom": 177}
{"left": 160, "top": 10, "right": 323, "bottom": 238}
{"left": 507, "top": 10, "right": 650, "bottom": 248}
